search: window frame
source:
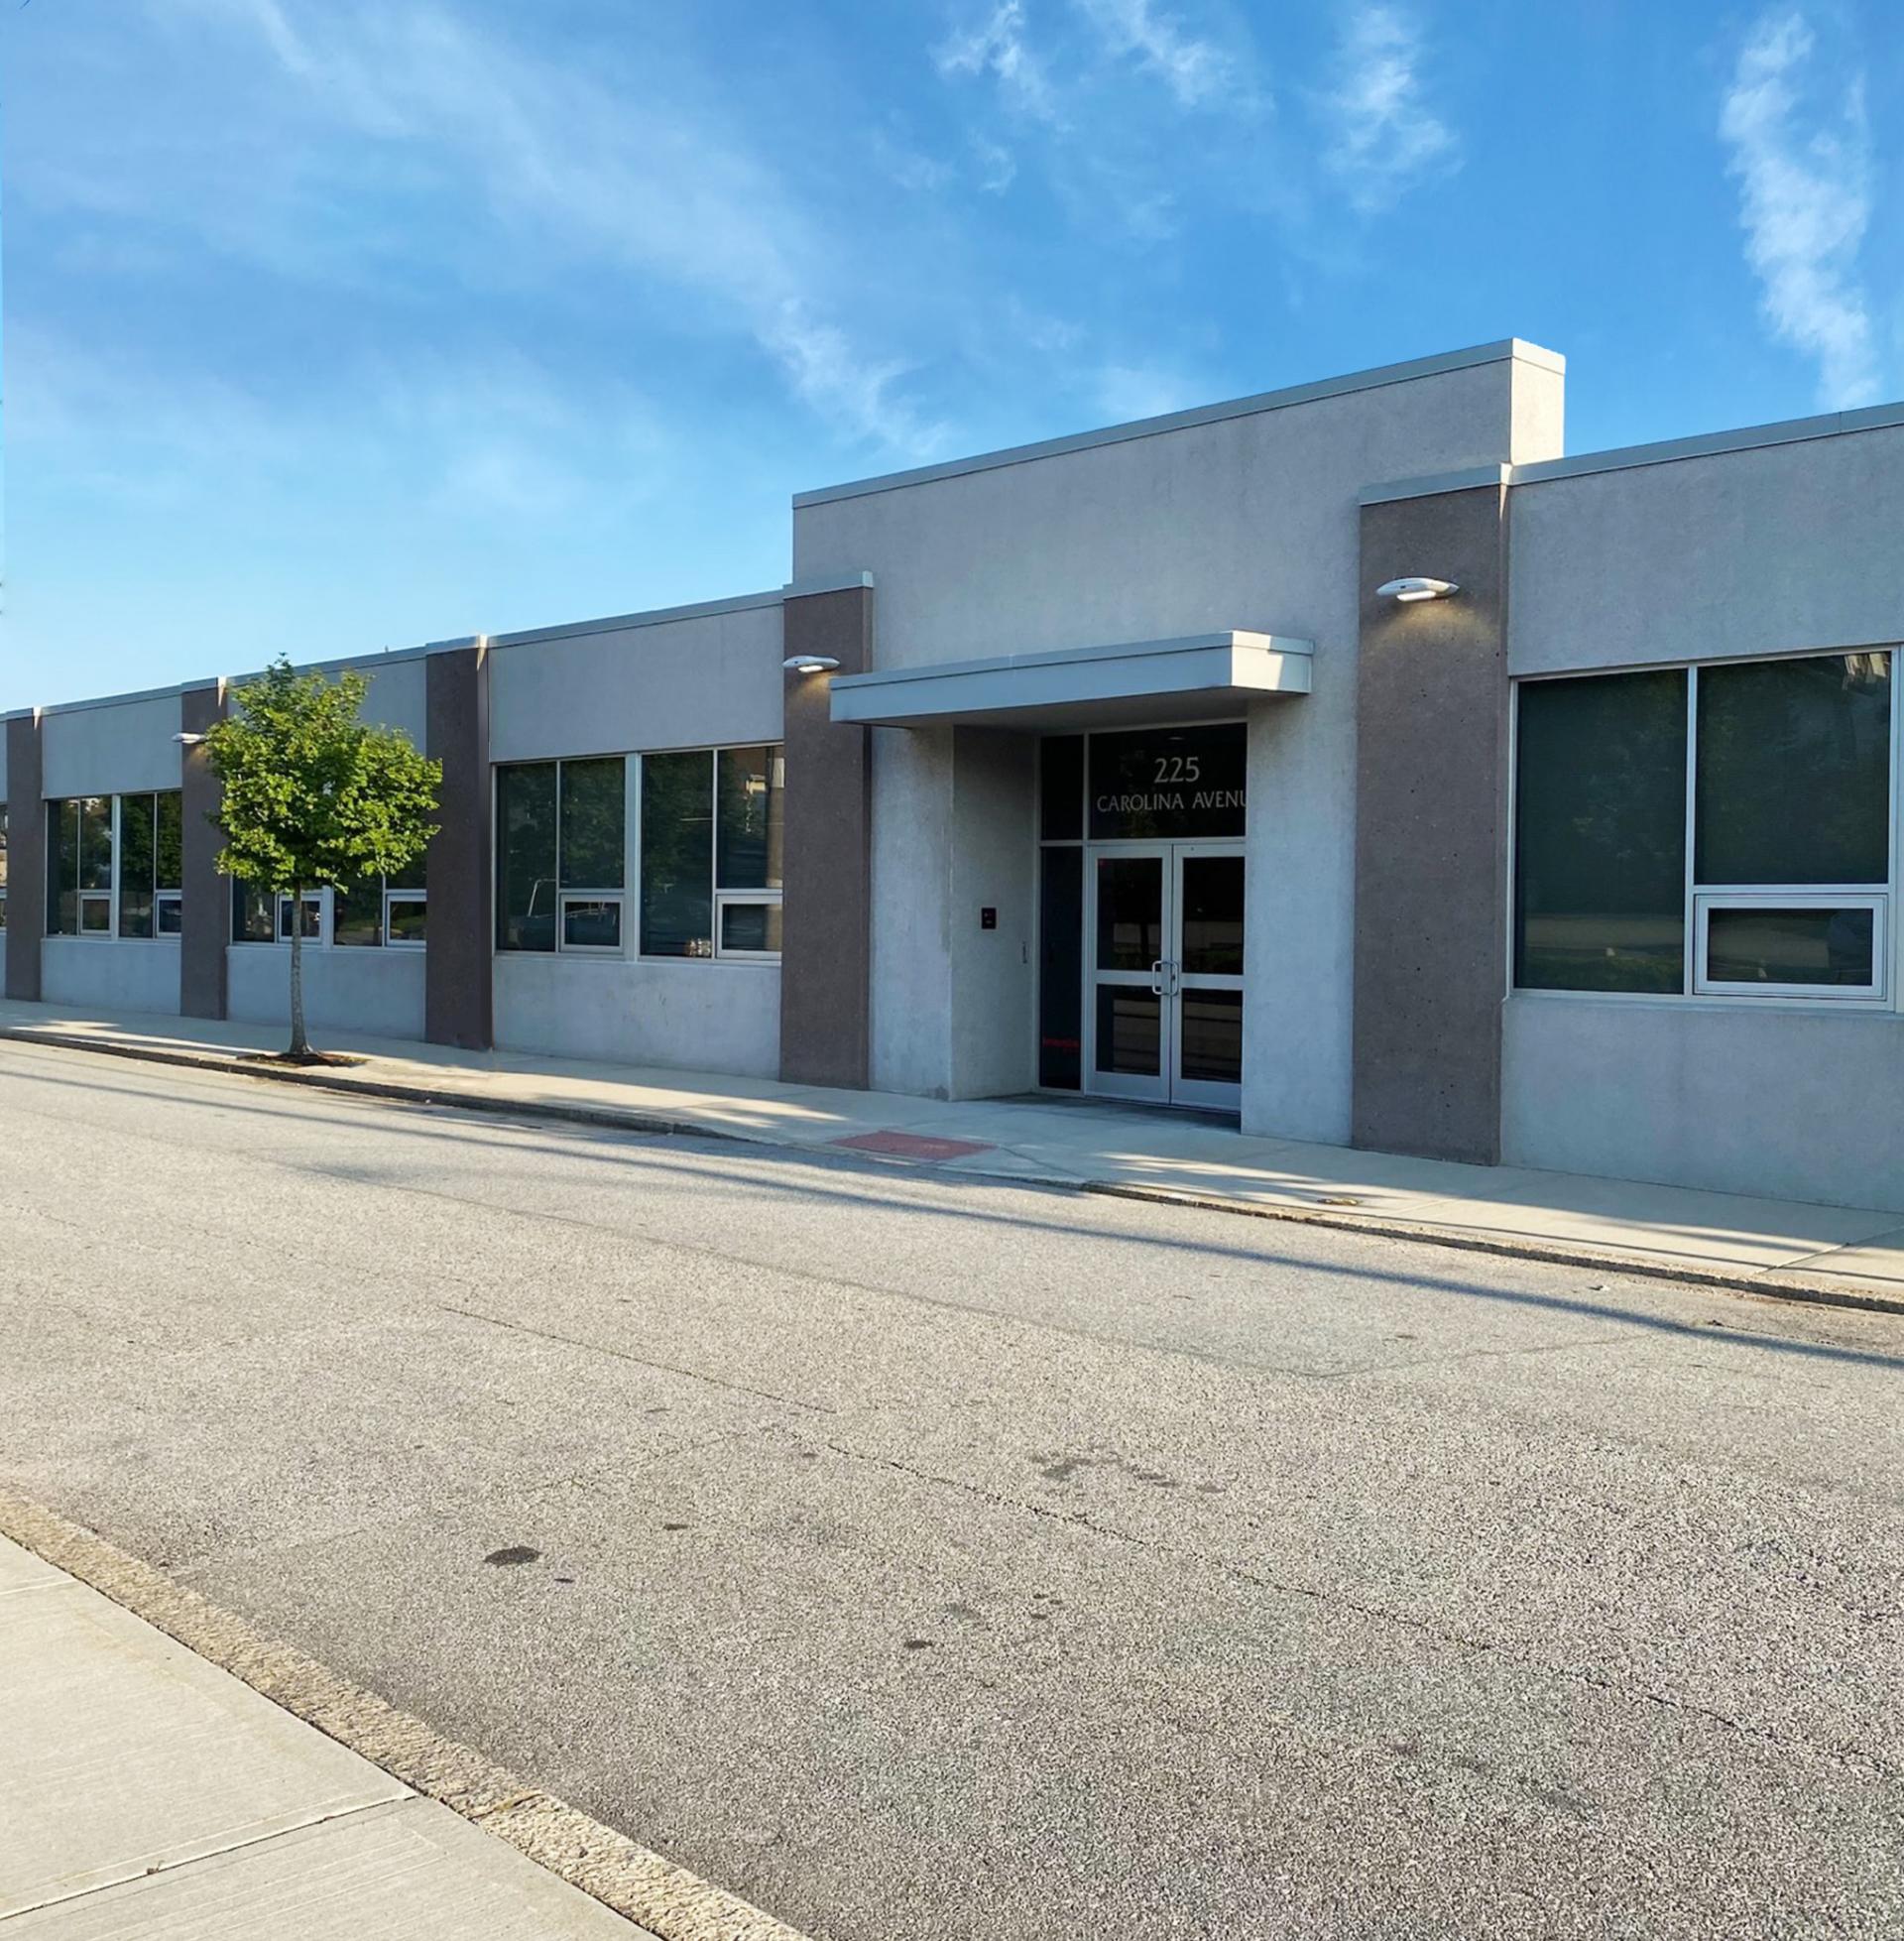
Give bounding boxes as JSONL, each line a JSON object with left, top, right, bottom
{"left": 1510, "top": 647, "right": 1900, "bottom": 1011}
{"left": 493, "top": 757, "right": 626, "bottom": 955}
{"left": 636, "top": 742, "right": 784, "bottom": 965}
{"left": 1692, "top": 891, "right": 1888, "bottom": 1002}
{"left": 384, "top": 888, "right": 428, "bottom": 949}
{"left": 712, "top": 890, "right": 783, "bottom": 962}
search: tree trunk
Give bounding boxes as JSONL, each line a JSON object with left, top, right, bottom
{"left": 287, "top": 885, "right": 311, "bottom": 1060}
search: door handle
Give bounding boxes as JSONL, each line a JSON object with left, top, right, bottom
{"left": 1149, "top": 958, "right": 1168, "bottom": 996}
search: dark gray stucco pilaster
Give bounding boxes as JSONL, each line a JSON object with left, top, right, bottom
{"left": 424, "top": 644, "right": 493, "bottom": 1049}
{"left": 179, "top": 684, "right": 229, "bottom": 1020}
{"left": 5, "top": 713, "right": 44, "bottom": 1002}
{"left": 779, "top": 585, "right": 873, "bottom": 1089}
{"left": 1351, "top": 485, "right": 1510, "bottom": 1164}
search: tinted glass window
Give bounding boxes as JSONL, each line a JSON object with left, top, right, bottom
{"left": 233, "top": 880, "right": 274, "bottom": 942}
{"left": 641, "top": 750, "right": 714, "bottom": 957}
{"left": 1696, "top": 654, "right": 1891, "bottom": 886}
{"left": 1037, "top": 845, "right": 1083, "bottom": 1089}
{"left": 333, "top": 876, "right": 383, "bottom": 947}
{"left": 387, "top": 896, "right": 427, "bottom": 945}
{"left": 119, "top": 793, "right": 156, "bottom": 938}
{"left": 562, "top": 897, "right": 622, "bottom": 949}
{"left": 1706, "top": 906, "right": 1876, "bottom": 988}
{"left": 496, "top": 763, "right": 557, "bottom": 951}
{"left": 1514, "top": 670, "right": 1688, "bottom": 992}
{"left": 50, "top": 801, "right": 80, "bottom": 933}
{"left": 718, "top": 901, "right": 782, "bottom": 954}
{"left": 559, "top": 758, "right": 625, "bottom": 889}
{"left": 1039, "top": 736, "right": 1084, "bottom": 842}
{"left": 156, "top": 791, "right": 182, "bottom": 891}
{"left": 716, "top": 747, "right": 783, "bottom": 891}
{"left": 78, "top": 796, "right": 112, "bottom": 892}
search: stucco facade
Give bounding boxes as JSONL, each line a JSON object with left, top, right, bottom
{"left": 4, "top": 339, "right": 1899, "bottom": 1212}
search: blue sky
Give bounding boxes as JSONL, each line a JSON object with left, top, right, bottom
{"left": 3, "top": 0, "right": 1899, "bottom": 709}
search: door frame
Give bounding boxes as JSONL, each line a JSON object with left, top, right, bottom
{"left": 1082, "top": 843, "right": 1173, "bottom": 1102}
{"left": 1168, "top": 842, "right": 1246, "bottom": 1112}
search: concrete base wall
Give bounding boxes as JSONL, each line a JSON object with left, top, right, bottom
{"left": 869, "top": 727, "right": 954, "bottom": 1098}
{"left": 494, "top": 954, "right": 779, "bottom": 1078}
{"left": 1502, "top": 995, "right": 1904, "bottom": 1214}
{"left": 228, "top": 946, "right": 427, "bottom": 1040}
{"left": 41, "top": 938, "right": 181, "bottom": 1017}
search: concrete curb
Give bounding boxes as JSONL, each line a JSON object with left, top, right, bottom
{"left": 0, "top": 1490, "right": 811, "bottom": 1941}
{"left": 1081, "top": 1182, "right": 1904, "bottom": 1323}
{"left": 7, "top": 1023, "right": 1903, "bottom": 1324}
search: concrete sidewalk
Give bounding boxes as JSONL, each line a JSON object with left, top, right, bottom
{"left": 0, "top": 1531, "right": 658, "bottom": 1938}
{"left": 2, "top": 997, "right": 1901, "bottom": 1309}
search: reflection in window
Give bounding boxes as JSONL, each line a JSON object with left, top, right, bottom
{"left": 1513, "top": 670, "right": 1688, "bottom": 993}
{"left": 1697, "top": 654, "right": 1891, "bottom": 887}
{"left": 497, "top": 762, "right": 558, "bottom": 952}
{"left": 1704, "top": 906, "right": 1877, "bottom": 991}
{"left": 716, "top": 746, "right": 784, "bottom": 892}
{"left": 641, "top": 750, "right": 713, "bottom": 956}
{"left": 497, "top": 759, "right": 623, "bottom": 952}
{"left": 117, "top": 791, "right": 183, "bottom": 938}
{"left": 48, "top": 796, "right": 115, "bottom": 937}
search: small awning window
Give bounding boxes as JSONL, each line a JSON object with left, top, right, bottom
{"left": 826, "top": 631, "right": 1313, "bottom": 731}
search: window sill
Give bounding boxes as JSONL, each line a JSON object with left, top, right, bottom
{"left": 1507, "top": 988, "right": 1901, "bottom": 1019}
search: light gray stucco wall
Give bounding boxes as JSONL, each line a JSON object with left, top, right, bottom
{"left": 349, "top": 659, "right": 429, "bottom": 745}
{"left": 1509, "top": 423, "right": 1904, "bottom": 676}
{"left": 488, "top": 604, "right": 783, "bottom": 764}
{"left": 492, "top": 955, "right": 780, "bottom": 1077}
{"left": 948, "top": 728, "right": 1037, "bottom": 1100}
{"left": 1502, "top": 995, "right": 1904, "bottom": 1214}
{"left": 41, "top": 695, "right": 182, "bottom": 797}
{"left": 227, "top": 946, "right": 427, "bottom": 1040}
{"left": 41, "top": 937, "right": 180, "bottom": 1016}
{"left": 797, "top": 350, "right": 1565, "bottom": 1127}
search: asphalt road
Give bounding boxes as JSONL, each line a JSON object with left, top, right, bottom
{"left": 1, "top": 1038, "right": 1900, "bottom": 1940}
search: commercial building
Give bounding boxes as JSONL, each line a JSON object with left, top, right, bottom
{"left": 4, "top": 339, "right": 1899, "bottom": 1211}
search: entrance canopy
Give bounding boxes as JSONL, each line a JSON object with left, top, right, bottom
{"left": 826, "top": 631, "right": 1314, "bottom": 731}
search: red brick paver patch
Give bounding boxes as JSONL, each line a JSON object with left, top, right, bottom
{"left": 828, "top": 1130, "right": 996, "bottom": 1163}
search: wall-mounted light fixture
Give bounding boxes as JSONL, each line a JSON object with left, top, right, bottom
{"left": 174, "top": 731, "right": 208, "bottom": 747}
{"left": 1375, "top": 576, "right": 1460, "bottom": 604}
{"left": 782, "top": 654, "right": 840, "bottom": 674}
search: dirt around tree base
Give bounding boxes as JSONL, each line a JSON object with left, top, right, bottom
{"left": 238, "top": 1050, "right": 368, "bottom": 1070}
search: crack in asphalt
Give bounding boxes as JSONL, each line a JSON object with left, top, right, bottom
{"left": 818, "top": 1438, "right": 1900, "bottom": 1779}
{"left": 439, "top": 1303, "right": 840, "bottom": 1415}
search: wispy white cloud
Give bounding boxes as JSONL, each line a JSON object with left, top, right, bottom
{"left": 1319, "top": 4, "right": 1457, "bottom": 214}
{"left": 1073, "top": 0, "right": 1239, "bottom": 109}
{"left": 1719, "top": 10, "right": 1880, "bottom": 411}
{"left": 165, "top": 0, "right": 946, "bottom": 453}
{"left": 934, "top": 2, "right": 1063, "bottom": 125}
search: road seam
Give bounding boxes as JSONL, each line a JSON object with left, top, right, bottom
{"left": 0, "top": 1489, "right": 812, "bottom": 1941}
{"left": 817, "top": 1440, "right": 1898, "bottom": 1777}
{"left": 6, "top": 1024, "right": 1903, "bottom": 1322}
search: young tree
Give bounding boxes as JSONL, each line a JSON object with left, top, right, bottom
{"left": 204, "top": 658, "right": 440, "bottom": 1060}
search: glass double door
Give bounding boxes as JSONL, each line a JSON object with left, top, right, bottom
{"left": 1086, "top": 844, "right": 1245, "bottom": 1110}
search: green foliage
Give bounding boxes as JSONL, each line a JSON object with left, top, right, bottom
{"left": 204, "top": 658, "right": 441, "bottom": 896}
